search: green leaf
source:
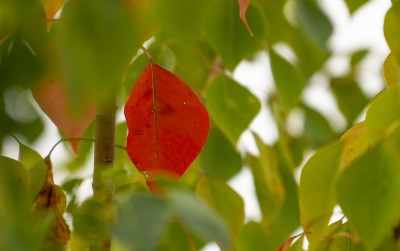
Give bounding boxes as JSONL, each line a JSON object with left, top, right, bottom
{"left": 206, "top": 75, "right": 261, "bottom": 146}
{"left": 17, "top": 141, "right": 47, "bottom": 204}
{"left": 330, "top": 76, "right": 369, "bottom": 124}
{"left": 365, "top": 88, "right": 400, "bottom": 131}
{"left": 293, "top": 0, "right": 333, "bottom": 50}
{"left": 344, "top": 0, "right": 370, "bottom": 14}
{"left": 384, "top": 3, "right": 400, "bottom": 62}
{"left": 269, "top": 49, "right": 305, "bottom": 112}
{"left": 61, "top": 0, "right": 140, "bottom": 101}
{"left": 0, "top": 156, "right": 29, "bottom": 215}
{"left": 350, "top": 49, "right": 369, "bottom": 67}
{"left": 157, "top": 221, "right": 197, "bottom": 251}
{"left": 169, "top": 190, "right": 231, "bottom": 248}
{"left": 204, "top": 0, "right": 267, "bottom": 70}
{"left": 340, "top": 122, "right": 381, "bottom": 168}
{"left": 200, "top": 127, "right": 243, "bottom": 180}
{"left": 113, "top": 194, "right": 171, "bottom": 251}
{"left": 153, "top": 0, "right": 213, "bottom": 41}
{"left": 302, "top": 105, "right": 338, "bottom": 148}
{"left": 383, "top": 53, "right": 400, "bottom": 89}
{"left": 246, "top": 134, "right": 285, "bottom": 221}
{"left": 168, "top": 41, "right": 213, "bottom": 91}
{"left": 299, "top": 142, "right": 342, "bottom": 244}
{"left": 196, "top": 176, "right": 245, "bottom": 240}
{"left": 236, "top": 221, "right": 268, "bottom": 251}
{"left": 336, "top": 141, "right": 400, "bottom": 250}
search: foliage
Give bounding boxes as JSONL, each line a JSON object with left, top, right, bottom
{"left": 0, "top": 0, "right": 399, "bottom": 250}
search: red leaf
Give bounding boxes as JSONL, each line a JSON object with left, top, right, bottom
{"left": 237, "top": 0, "right": 253, "bottom": 36}
{"left": 124, "top": 62, "right": 209, "bottom": 180}
{"left": 278, "top": 233, "right": 303, "bottom": 251}
{"left": 33, "top": 76, "right": 96, "bottom": 154}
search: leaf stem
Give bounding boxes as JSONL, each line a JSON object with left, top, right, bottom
{"left": 141, "top": 46, "right": 153, "bottom": 61}
{"left": 46, "top": 137, "right": 126, "bottom": 158}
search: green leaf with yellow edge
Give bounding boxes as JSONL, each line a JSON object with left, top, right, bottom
{"left": 344, "top": 0, "right": 370, "bottom": 14}
{"left": 0, "top": 156, "right": 29, "bottom": 215}
{"left": 236, "top": 221, "right": 268, "bottom": 251}
{"left": 196, "top": 176, "right": 244, "bottom": 240}
{"left": 339, "top": 122, "right": 380, "bottom": 168}
{"left": 200, "top": 127, "right": 243, "bottom": 180}
{"left": 365, "top": 87, "right": 400, "bottom": 131}
{"left": 113, "top": 194, "right": 171, "bottom": 251}
{"left": 293, "top": 0, "right": 333, "bottom": 50}
{"left": 336, "top": 140, "right": 400, "bottom": 250}
{"left": 330, "top": 76, "right": 369, "bottom": 124}
{"left": 17, "top": 140, "right": 47, "bottom": 205}
{"left": 384, "top": 3, "right": 400, "bottom": 62}
{"left": 383, "top": 53, "right": 400, "bottom": 89}
{"left": 299, "top": 142, "right": 342, "bottom": 244}
{"left": 169, "top": 190, "right": 231, "bottom": 249}
{"left": 206, "top": 75, "right": 261, "bottom": 146}
{"left": 204, "top": 0, "right": 267, "bottom": 71}
{"left": 247, "top": 133, "right": 285, "bottom": 221}
{"left": 269, "top": 49, "right": 305, "bottom": 112}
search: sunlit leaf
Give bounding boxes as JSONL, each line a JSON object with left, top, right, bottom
{"left": 365, "top": 87, "right": 400, "bottom": 131}
{"left": 200, "top": 127, "right": 243, "bottom": 180}
{"left": 113, "top": 194, "right": 171, "bottom": 251}
{"left": 340, "top": 121, "right": 380, "bottom": 168}
{"left": 169, "top": 190, "right": 231, "bottom": 248}
{"left": 269, "top": 49, "right": 305, "bottom": 112}
{"left": 299, "top": 142, "right": 342, "bottom": 244}
{"left": 204, "top": 0, "right": 267, "bottom": 70}
{"left": 206, "top": 75, "right": 261, "bottom": 146}
{"left": 196, "top": 176, "right": 244, "bottom": 240}
{"left": 336, "top": 141, "right": 400, "bottom": 249}
{"left": 124, "top": 62, "right": 210, "bottom": 180}
{"left": 383, "top": 53, "right": 400, "bottom": 89}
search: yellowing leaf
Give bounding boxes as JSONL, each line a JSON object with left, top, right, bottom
{"left": 237, "top": 0, "right": 253, "bottom": 36}
{"left": 339, "top": 122, "right": 380, "bottom": 168}
{"left": 383, "top": 53, "right": 400, "bottom": 89}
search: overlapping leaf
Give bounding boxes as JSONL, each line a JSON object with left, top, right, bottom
{"left": 204, "top": 0, "right": 266, "bottom": 70}
{"left": 206, "top": 75, "right": 260, "bottom": 146}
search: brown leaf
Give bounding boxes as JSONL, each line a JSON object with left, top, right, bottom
{"left": 33, "top": 156, "right": 71, "bottom": 247}
{"left": 237, "top": 0, "right": 253, "bottom": 36}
